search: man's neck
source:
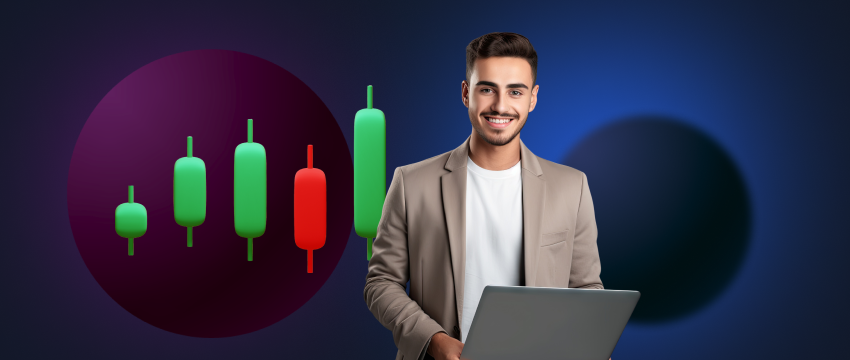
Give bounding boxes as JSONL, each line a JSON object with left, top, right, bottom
{"left": 468, "top": 130, "right": 521, "bottom": 171}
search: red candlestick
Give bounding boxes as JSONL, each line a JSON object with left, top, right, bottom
{"left": 294, "top": 145, "right": 326, "bottom": 273}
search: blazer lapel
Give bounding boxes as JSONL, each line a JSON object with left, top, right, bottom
{"left": 519, "top": 138, "right": 545, "bottom": 286}
{"left": 442, "top": 136, "right": 470, "bottom": 329}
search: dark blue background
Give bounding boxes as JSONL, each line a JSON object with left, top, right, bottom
{"left": 2, "top": 1, "right": 848, "bottom": 358}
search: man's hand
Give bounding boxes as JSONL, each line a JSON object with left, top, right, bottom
{"left": 427, "top": 332, "right": 464, "bottom": 360}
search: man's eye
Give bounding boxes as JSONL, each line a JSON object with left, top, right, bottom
{"left": 481, "top": 88, "right": 493, "bottom": 94}
{"left": 511, "top": 90, "right": 522, "bottom": 96}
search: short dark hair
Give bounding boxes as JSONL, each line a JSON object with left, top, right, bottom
{"left": 466, "top": 32, "right": 538, "bottom": 86}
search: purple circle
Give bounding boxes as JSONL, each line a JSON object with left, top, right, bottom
{"left": 67, "top": 50, "right": 353, "bottom": 337}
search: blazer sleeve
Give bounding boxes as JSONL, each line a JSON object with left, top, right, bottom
{"left": 364, "top": 167, "right": 446, "bottom": 359}
{"left": 568, "top": 171, "right": 604, "bottom": 289}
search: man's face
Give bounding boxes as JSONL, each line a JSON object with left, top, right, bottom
{"left": 463, "top": 56, "right": 539, "bottom": 146}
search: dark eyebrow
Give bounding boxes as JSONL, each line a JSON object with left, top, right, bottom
{"left": 475, "top": 81, "right": 529, "bottom": 90}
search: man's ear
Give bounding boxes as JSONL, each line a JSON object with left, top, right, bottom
{"left": 528, "top": 84, "right": 539, "bottom": 112}
{"left": 461, "top": 80, "right": 470, "bottom": 108}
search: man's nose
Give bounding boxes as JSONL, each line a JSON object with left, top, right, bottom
{"left": 492, "top": 93, "right": 509, "bottom": 115}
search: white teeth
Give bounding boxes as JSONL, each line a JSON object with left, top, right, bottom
{"left": 487, "top": 117, "right": 511, "bottom": 124}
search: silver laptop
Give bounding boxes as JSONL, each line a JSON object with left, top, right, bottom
{"left": 460, "top": 285, "right": 640, "bottom": 360}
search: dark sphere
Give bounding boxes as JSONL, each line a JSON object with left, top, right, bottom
{"left": 564, "top": 118, "right": 751, "bottom": 322}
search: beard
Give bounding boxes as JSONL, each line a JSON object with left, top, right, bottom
{"left": 472, "top": 115, "right": 527, "bottom": 146}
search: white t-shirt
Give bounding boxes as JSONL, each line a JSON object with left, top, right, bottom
{"left": 461, "top": 155, "right": 523, "bottom": 343}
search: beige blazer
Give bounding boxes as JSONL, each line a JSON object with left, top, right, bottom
{"left": 364, "top": 135, "right": 603, "bottom": 360}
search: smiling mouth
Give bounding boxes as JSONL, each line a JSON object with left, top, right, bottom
{"left": 485, "top": 116, "right": 514, "bottom": 129}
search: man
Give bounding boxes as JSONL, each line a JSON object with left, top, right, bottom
{"left": 364, "top": 32, "right": 603, "bottom": 360}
